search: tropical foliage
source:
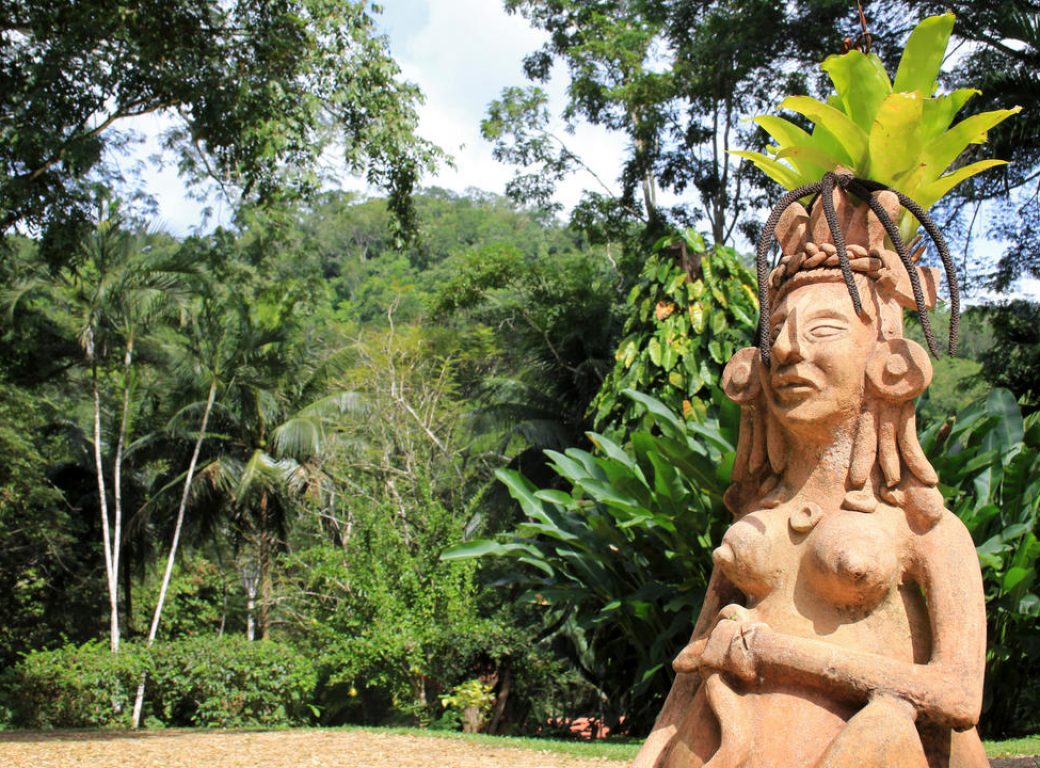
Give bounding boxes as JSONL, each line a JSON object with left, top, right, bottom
{"left": 922, "top": 389, "right": 1040, "bottom": 736}
{"left": 445, "top": 390, "right": 738, "bottom": 732}
{"left": 591, "top": 231, "right": 757, "bottom": 432}
{"left": 1, "top": 0, "right": 1038, "bottom": 744}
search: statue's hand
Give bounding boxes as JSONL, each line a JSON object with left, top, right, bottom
{"left": 699, "top": 604, "right": 767, "bottom": 683}
{"left": 673, "top": 637, "right": 708, "bottom": 674}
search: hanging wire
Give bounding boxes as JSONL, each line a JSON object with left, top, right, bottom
{"left": 755, "top": 171, "right": 959, "bottom": 367}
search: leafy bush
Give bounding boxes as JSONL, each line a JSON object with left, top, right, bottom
{"left": 278, "top": 495, "right": 493, "bottom": 726}
{"left": 5, "top": 636, "right": 316, "bottom": 728}
{"left": 439, "top": 678, "right": 496, "bottom": 733}
{"left": 445, "top": 389, "right": 736, "bottom": 733}
{"left": 146, "top": 636, "right": 316, "bottom": 727}
{"left": 922, "top": 388, "right": 1040, "bottom": 737}
{"left": 4, "top": 640, "right": 148, "bottom": 728}
{"left": 592, "top": 231, "right": 756, "bottom": 433}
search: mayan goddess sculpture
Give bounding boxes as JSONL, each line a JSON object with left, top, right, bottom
{"left": 632, "top": 175, "right": 988, "bottom": 768}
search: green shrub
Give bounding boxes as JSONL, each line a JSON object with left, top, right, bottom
{"left": 146, "top": 636, "right": 317, "bottom": 727}
{"left": 922, "top": 388, "right": 1040, "bottom": 737}
{"left": 445, "top": 389, "right": 735, "bottom": 733}
{"left": 4, "top": 640, "right": 148, "bottom": 728}
{"left": 5, "top": 636, "right": 317, "bottom": 729}
{"left": 439, "top": 678, "right": 495, "bottom": 733}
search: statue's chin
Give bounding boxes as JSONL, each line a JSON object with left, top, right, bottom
{"left": 768, "top": 394, "right": 860, "bottom": 432}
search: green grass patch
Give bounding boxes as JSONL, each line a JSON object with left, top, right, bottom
{"left": 343, "top": 727, "right": 1040, "bottom": 761}
{"left": 986, "top": 734, "right": 1040, "bottom": 758}
{"left": 335, "top": 726, "right": 639, "bottom": 761}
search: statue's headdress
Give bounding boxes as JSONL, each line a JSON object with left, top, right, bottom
{"left": 753, "top": 170, "right": 960, "bottom": 367}
{"left": 723, "top": 172, "right": 956, "bottom": 527}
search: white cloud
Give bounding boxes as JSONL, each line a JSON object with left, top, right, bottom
{"left": 112, "top": 2, "right": 678, "bottom": 234}
{"left": 377, "top": 0, "right": 630, "bottom": 211}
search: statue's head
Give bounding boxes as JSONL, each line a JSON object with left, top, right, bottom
{"left": 722, "top": 187, "right": 947, "bottom": 527}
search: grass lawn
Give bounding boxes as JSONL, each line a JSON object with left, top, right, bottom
{"left": 336, "top": 727, "right": 1040, "bottom": 761}
{"left": 987, "top": 735, "right": 1040, "bottom": 758}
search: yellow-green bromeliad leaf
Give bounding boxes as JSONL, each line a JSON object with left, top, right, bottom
{"left": 821, "top": 50, "right": 892, "bottom": 132}
{"left": 732, "top": 12, "right": 1020, "bottom": 241}
{"left": 893, "top": 12, "right": 955, "bottom": 96}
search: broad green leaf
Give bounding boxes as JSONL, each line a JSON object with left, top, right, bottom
{"left": 518, "top": 556, "right": 555, "bottom": 577}
{"left": 893, "top": 13, "right": 955, "bottom": 96}
{"left": 517, "top": 522, "right": 580, "bottom": 542}
{"left": 648, "top": 337, "right": 662, "bottom": 366}
{"left": 753, "top": 116, "right": 812, "bottom": 151}
{"left": 752, "top": 116, "right": 840, "bottom": 178}
{"left": 710, "top": 310, "right": 727, "bottom": 335}
{"left": 916, "top": 159, "right": 1009, "bottom": 212}
{"left": 983, "top": 387, "right": 1026, "bottom": 452}
{"left": 867, "top": 92, "right": 924, "bottom": 187}
{"left": 920, "top": 88, "right": 979, "bottom": 138}
{"left": 535, "top": 489, "right": 575, "bottom": 506}
{"left": 623, "top": 389, "right": 686, "bottom": 435}
{"left": 545, "top": 450, "right": 590, "bottom": 482}
{"left": 441, "top": 539, "right": 525, "bottom": 560}
{"left": 587, "top": 431, "right": 638, "bottom": 470}
{"left": 680, "top": 230, "right": 706, "bottom": 253}
{"left": 579, "top": 478, "right": 644, "bottom": 512}
{"left": 729, "top": 150, "right": 806, "bottom": 190}
{"left": 708, "top": 339, "right": 724, "bottom": 364}
{"left": 496, "top": 468, "right": 551, "bottom": 523}
{"left": 781, "top": 96, "right": 868, "bottom": 168}
{"left": 689, "top": 302, "right": 707, "bottom": 335}
{"left": 821, "top": 51, "right": 892, "bottom": 131}
{"left": 774, "top": 145, "right": 843, "bottom": 178}
{"left": 1003, "top": 566, "right": 1032, "bottom": 593}
{"left": 923, "top": 107, "right": 1023, "bottom": 178}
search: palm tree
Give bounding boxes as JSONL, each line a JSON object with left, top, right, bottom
{"left": 6, "top": 210, "right": 191, "bottom": 653}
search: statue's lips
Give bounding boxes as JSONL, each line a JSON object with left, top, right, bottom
{"left": 771, "top": 370, "right": 818, "bottom": 399}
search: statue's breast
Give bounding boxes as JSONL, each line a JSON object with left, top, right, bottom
{"left": 801, "top": 508, "right": 903, "bottom": 611}
{"left": 712, "top": 508, "right": 789, "bottom": 601}
{"left": 713, "top": 503, "right": 905, "bottom": 614}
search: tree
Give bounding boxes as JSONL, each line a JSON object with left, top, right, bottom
{"left": 0, "top": 0, "right": 440, "bottom": 263}
{"left": 978, "top": 300, "right": 1040, "bottom": 412}
{"left": 7, "top": 212, "right": 191, "bottom": 652}
{"left": 486, "top": 0, "right": 871, "bottom": 245}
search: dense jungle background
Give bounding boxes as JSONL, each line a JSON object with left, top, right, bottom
{"left": 1, "top": 0, "right": 1038, "bottom": 742}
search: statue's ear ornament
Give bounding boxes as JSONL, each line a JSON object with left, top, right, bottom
{"left": 865, "top": 338, "right": 933, "bottom": 402}
{"left": 721, "top": 347, "right": 761, "bottom": 405}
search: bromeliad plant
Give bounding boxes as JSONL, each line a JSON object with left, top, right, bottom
{"left": 732, "top": 12, "right": 1021, "bottom": 243}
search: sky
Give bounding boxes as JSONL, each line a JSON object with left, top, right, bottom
{"left": 128, "top": 1, "right": 1036, "bottom": 299}
{"left": 137, "top": 0, "right": 627, "bottom": 235}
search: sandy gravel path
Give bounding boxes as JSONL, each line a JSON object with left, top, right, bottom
{"left": 0, "top": 729, "right": 629, "bottom": 768}
{"left": 1, "top": 729, "right": 1033, "bottom": 767}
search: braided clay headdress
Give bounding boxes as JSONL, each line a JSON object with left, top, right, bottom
{"left": 721, "top": 173, "right": 957, "bottom": 528}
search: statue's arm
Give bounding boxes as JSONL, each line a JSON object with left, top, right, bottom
{"left": 740, "top": 512, "right": 986, "bottom": 729}
{"left": 631, "top": 568, "right": 742, "bottom": 768}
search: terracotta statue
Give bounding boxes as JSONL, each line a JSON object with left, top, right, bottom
{"left": 633, "top": 183, "right": 988, "bottom": 768}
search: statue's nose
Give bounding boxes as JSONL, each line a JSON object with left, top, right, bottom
{"left": 771, "top": 319, "right": 802, "bottom": 364}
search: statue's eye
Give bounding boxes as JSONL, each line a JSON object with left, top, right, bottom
{"left": 770, "top": 325, "right": 783, "bottom": 343}
{"left": 809, "top": 322, "right": 847, "bottom": 339}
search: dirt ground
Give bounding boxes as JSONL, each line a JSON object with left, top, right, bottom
{"left": 0, "top": 730, "right": 1034, "bottom": 767}
{"left": 0, "top": 729, "right": 629, "bottom": 768}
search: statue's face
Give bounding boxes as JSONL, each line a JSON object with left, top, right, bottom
{"left": 765, "top": 280, "right": 876, "bottom": 428}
